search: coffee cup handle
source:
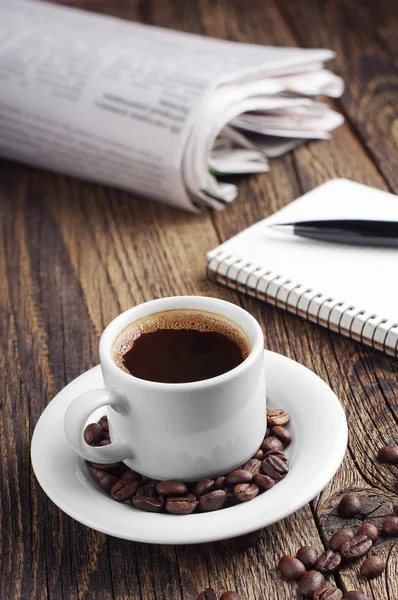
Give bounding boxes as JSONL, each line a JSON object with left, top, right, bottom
{"left": 64, "top": 389, "right": 133, "bottom": 463}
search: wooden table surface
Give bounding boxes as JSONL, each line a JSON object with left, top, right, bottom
{"left": 1, "top": 1, "right": 397, "bottom": 599}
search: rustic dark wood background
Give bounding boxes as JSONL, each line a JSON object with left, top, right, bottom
{"left": 1, "top": 1, "right": 397, "bottom": 599}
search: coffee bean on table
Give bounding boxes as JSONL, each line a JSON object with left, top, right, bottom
{"left": 360, "top": 555, "right": 385, "bottom": 579}
{"left": 220, "top": 593, "right": 241, "bottom": 600}
{"left": 267, "top": 409, "right": 290, "bottom": 427}
{"left": 272, "top": 425, "right": 292, "bottom": 446}
{"left": 84, "top": 423, "right": 103, "bottom": 445}
{"left": 356, "top": 523, "right": 378, "bottom": 542}
{"left": 316, "top": 550, "right": 341, "bottom": 573}
{"left": 242, "top": 458, "right": 261, "bottom": 475}
{"left": 296, "top": 546, "right": 319, "bottom": 569}
{"left": 234, "top": 483, "right": 259, "bottom": 502}
{"left": 338, "top": 494, "right": 362, "bottom": 518}
{"left": 94, "top": 470, "right": 119, "bottom": 494}
{"left": 155, "top": 480, "right": 188, "bottom": 496}
{"left": 278, "top": 555, "right": 306, "bottom": 581}
{"left": 199, "top": 490, "right": 228, "bottom": 512}
{"left": 253, "top": 449, "right": 264, "bottom": 460}
{"left": 166, "top": 495, "right": 198, "bottom": 515}
{"left": 261, "top": 453, "right": 289, "bottom": 480}
{"left": 212, "top": 476, "right": 226, "bottom": 491}
{"left": 314, "top": 587, "right": 343, "bottom": 600}
{"left": 328, "top": 528, "right": 354, "bottom": 551}
{"left": 383, "top": 516, "right": 398, "bottom": 536}
{"left": 340, "top": 535, "right": 372, "bottom": 559}
{"left": 254, "top": 473, "right": 275, "bottom": 490}
{"left": 298, "top": 570, "right": 325, "bottom": 598}
{"left": 197, "top": 589, "right": 217, "bottom": 600}
{"left": 226, "top": 469, "right": 253, "bottom": 484}
{"left": 344, "top": 592, "right": 369, "bottom": 600}
{"left": 261, "top": 436, "right": 284, "bottom": 453}
{"left": 377, "top": 446, "right": 398, "bottom": 464}
{"left": 132, "top": 496, "right": 163, "bottom": 512}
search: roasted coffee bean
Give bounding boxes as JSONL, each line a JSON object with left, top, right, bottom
{"left": 263, "top": 449, "right": 286, "bottom": 459}
{"left": 191, "top": 478, "right": 214, "bottom": 497}
{"left": 132, "top": 496, "right": 163, "bottom": 512}
{"left": 220, "top": 593, "right": 241, "bottom": 600}
{"left": 314, "top": 587, "right": 343, "bottom": 600}
{"left": 329, "top": 528, "right": 354, "bottom": 551}
{"left": 197, "top": 589, "right": 217, "bottom": 600}
{"left": 340, "top": 535, "right": 372, "bottom": 559}
{"left": 316, "top": 550, "right": 341, "bottom": 573}
{"left": 360, "top": 555, "right": 385, "bottom": 579}
{"left": 261, "top": 453, "right": 289, "bottom": 480}
{"left": 166, "top": 495, "right": 198, "bottom": 515}
{"left": 383, "top": 516, "right": 398, "bottom": 536}
{"left": 84, "top": 423, "right": 103, "bottom": 445}
{"left": 296, "top": 546, "right": 319, "bottom": 569}
{"left": 226, "top": 469, "right": 253, "bottom": 484}
{"left": 338, "top": 494, "right": 362, "bottom": 518}
{"left": 98, "top": 416, "right": 109, "bottom": 431}
{"left": 298, "top": 570, "right": 325, "bottom": 598}
{"left": 212, "top": 476, "right": 226, "bottom": 491}
{"left": 111, "top": 473, "right": 142, "bottom": 501}
{"left": 234, "top": 483, "right": 259, "bottom": 502}
{"left": 261, "top": 436, "right": 284, "bottom": 453}
{"left": 100, "top": 439, "right": 112, "bottom": 446}
{"left": 155, "top": 480, "right": 188, "bottom": 496}
{"left": 357, "top": 523, "right": 378, "bottom": 543}
{"left": 377, "top": 446, "right": 398, "bottom": 464}
{"left": 145, "top": 479, "right": 160, "bottom": 488}
{"left": 199, "top": 490, "right": 228, "bottom": 512}
{"left": 88, "top": 460, "right": 123, "bottom": 474}
{"left": 272, "top": 425, "right": 292, "bottom": 446}
{"left": 254, "top": 473, "right": 275, "bottom": 490}
{"left": 136, "top": 484, "right": 157, "bottom": 498}
{"left": 278, "top": 555, "right": 306, "bottom": 581}
{"left": 267, "top": 409, "right": 290, "bottom": 427}
{"left": 252, "top": 449, "right": 264, "bottom": 460}
{"left": 393, "top": 504, "right": 398, "bottom": 516}
{"left": 344, "top": 592, "right": 369, "bottom": 600}
{"left": 242, "top": 458, "right": 261, "bottom": 475}
{"left": 94, "top": 470, "right": 119, "bottom": 494}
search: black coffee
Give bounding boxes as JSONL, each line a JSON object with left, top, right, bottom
{"left": 112, "top": 310, "right": 250, "bottom": 383}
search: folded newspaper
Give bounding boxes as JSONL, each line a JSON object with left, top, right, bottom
{"left": 0, "top": 0, "right": 344, "bottom": 213}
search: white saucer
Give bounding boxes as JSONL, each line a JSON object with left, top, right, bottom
{"left": 31, "top": 351, "right": 347, "bottom": 545}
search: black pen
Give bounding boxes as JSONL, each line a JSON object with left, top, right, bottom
{"left": 268, "top": 219, "right": 398, "bottom": 248}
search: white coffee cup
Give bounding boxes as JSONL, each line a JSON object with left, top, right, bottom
{"left": 64, "top": 296, "right": 266, "bottom": 481}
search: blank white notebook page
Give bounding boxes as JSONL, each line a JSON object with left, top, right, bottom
{"left": 207, "top": 179, "right": 398, "bottom": 353}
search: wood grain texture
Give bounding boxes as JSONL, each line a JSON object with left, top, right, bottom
{"left": 0, "top": 1, "right": 397, "bottom": 599}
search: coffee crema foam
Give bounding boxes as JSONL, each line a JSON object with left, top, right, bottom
{"left": 112, "top": 310, "right": 250, "bottom": 374}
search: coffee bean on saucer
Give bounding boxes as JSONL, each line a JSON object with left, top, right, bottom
{"left": 338, "top": 494, "right": 362, "bottom": 518}
{"left": 267, "top": 409, "right": 290, "bottom": 427}
{"left": 328, "top": 528, "right": 354, "bottom": 551}
{"left": 212, "top": 476, "right": 226, "bottom": 491}
{"left": 192, "top": 478, "right": 215, "bottom": 497}
{"left": 340, "top": 535, "right": 372, "bottom": 560}
{"left": 199, "top": 490, "right": 228, "bottom": 512}
{"left": 393, "top": 504, "right": 398, "bottom": 516}
{"left": 234, "top": 483, "right": 259, "bottom": 502}
{"left": 155, "top": 480, "right": 188, "bottom": 496}
{"left": 272, "top": 425, "right": 292, "bottom": 446}
{"left": 252, "top": 449, "right": 264, "bottom": 460}
{"left": 360, "top": 555, "right": 385, "bottom": 579}
{"left": 344, "top": 592, "right": 369, "bottom": 600}
{"left": 296, "top": 546, "right": 319, "bottom": 569}
{"left": 111, "top": 472, "right": 142, "bottom": 501}
{"left": 278, "top": 555, "right": 306, "bottom": 581}
{"left": 298, "top": 570, "right": 325, "bottom": 598}
{"left": 87, "top": 460, "right": 123, "bottom": 474}
{"left": 94, "top": 470, "right": 119, "bottom": 494}
{"left": 98, "top": 415, "right": 109, "bottom": 431}
{"left": 197, "top": 589, "right": 217, "bottom": 600}
{"left": 220, "top": 593, "right": 241, "bottom": 600}
{"left": 136, "top": 484, "right": 158, "bottom": 499}
{"left": 254, "top": 473, "right": 275, "bottom": 490}
{"left": 377, "top": 446, "right": 398, "bottom": 464}
{"left": 242, "top": 458, "right": 261, "bottom": 475}
{"left": 383, "top": 516, "right": 398, "bottom": 536}
{"left": 226, "top": 469, "right": 253, "bottom": 484}
{"left": 84, "top": 423, "right": 103, "bottom": 445}
{"left": 166, "top": 495, "right": 198, "bottom": 515}
{"left": 261, "top": 453, "right": 289, "bottom": 480}
{"left": 357, "top": 523, "right": 378, "bottom": 542}
{"left": 132, "top": 496, "right": 163, "bottom": 512}
{"left": 261, "top": 436, "right": 284, "bottom": 453}
{"left": 316, "top": 550, "right": 341, "bottom": 573}
{"left": 314, "top": 587, "right": 343, "bottom": 600}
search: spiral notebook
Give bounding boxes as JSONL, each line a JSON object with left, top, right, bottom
{"left": 207, "top": 179, "right": 398, "bottom": 357}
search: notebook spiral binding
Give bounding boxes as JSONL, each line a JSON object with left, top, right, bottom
{"left": 207, "top": 252, "right": 398, "bottom": 358}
